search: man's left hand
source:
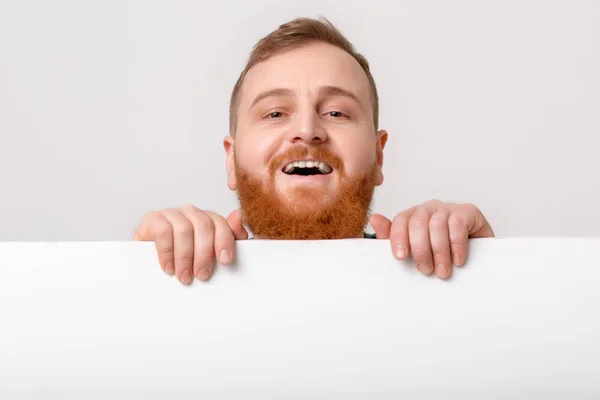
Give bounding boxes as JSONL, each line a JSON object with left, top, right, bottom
{"left": 370, "top": 200, "right": 495, "bottom": 279}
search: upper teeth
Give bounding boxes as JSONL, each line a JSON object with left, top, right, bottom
{"left": 283, "top": 160, "right": 332, "bottom": 174}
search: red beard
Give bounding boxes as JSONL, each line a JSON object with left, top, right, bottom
{"left": 235, "top": 146, "right": 378, "bottom": 240}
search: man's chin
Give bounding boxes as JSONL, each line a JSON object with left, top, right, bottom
{"left": 278, "top": 187, "right": 334, "bottom": 213}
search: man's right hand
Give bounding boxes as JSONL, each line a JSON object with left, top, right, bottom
{"left": 133, "top": 205, "right": 248, "bottom": 284}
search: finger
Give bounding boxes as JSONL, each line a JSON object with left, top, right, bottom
{"left": 388, "top": 210, "right": 413, "bottom": 260}
{"left": 180, "top": 205, "right": 216, "bottom": 281}
{"left": 408, "top": 207, "right": 434, "bottom": 275}
{"left": 369, "top": 214, "right": 392, "bottom": 239}
{"left": 133, "top": 211, "right": 159, "bottom": 241}
{"left": 226, "top": 210, "right": 249, "bottom": 240}
{"left": 463, "top": 204, "right": 495, "bottom": 238}
{"left": 135, "top": 211, "right": 176, "bottom": 276}
{"left": 162, "top": 209, "right": 195, "bottom": 285}
{"left": 206, "top": 211, "right": 236, "bottom": 266}
{"left": 429, "top": 210, "right": 452, "bottom": 279}
{"left": 448, "top": 211, "right": 469, "bottom": 267}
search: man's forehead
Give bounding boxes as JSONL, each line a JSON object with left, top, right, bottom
{"left": 240, "top": 43, "right": 371, "bottom": 106}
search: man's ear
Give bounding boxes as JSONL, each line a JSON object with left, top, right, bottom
{"left": 375, "top": 129, "right": 388, "bottom": 187}
{"left": 223, "top": 136, "right": 237, "bottom": 191}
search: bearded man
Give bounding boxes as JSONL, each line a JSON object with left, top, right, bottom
{"left": 134, "top": 17, "right": 495, "bottom": 284}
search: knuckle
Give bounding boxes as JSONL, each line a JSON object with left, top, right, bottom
{"left": 427, "top": 199, "right": 444, "bottom": 207}
{"left": 411, "top": 248, "right": 431, "bottom": 259}
{"left": 192, "top": 214, "right": 215, "bottom": 233}
{"left": 206, "top": 212, "right": 232, "bottom": 234}
{"left": 195, "top": 254, "right": 215, "bottom": 265}
{"left": 180, "top": 204, "right": 201, "bottom": 214}
{"left": 449, "top": 212, "right": 466, "bottom": 228}
{"left": 154, "top": 220, "right": 173, "bottom": 237}
{"left": 203, "top": 210, "right": 220, "bottom": 218}
{"left": 161, "top": 249, "right": 175, "bottom": 260}
{"left": 461, "top": 203, "right": 478, "bottom": 214}
{"left": 173, "top": 221, "right": 194, "bottom": 237}
{"left": 391, "top": 212, "right": 408, "bottom": 226}
{"left": 409, "top": 215, "right": 428, "bottom": 229}
{"left": 177, "top": 255, "right": 194, "bottom": 267}
{"left": 433, "top": 251, "right": 450, "bottom": 260}
{"left": 429, "top": 212, "right": 449, "bottom": 229}
{"left": 213, "top": 213, "right": 229, "bottom": 227}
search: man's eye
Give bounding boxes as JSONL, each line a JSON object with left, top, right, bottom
{"left": 267, "top": 111, "right": 283, "bottom": 119}
{"left": 328, "top": 111, "right": 346, "bottom": 118}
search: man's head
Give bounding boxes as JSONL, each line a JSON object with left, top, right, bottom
{"left": 223, "top": 17, "right": 388, "bottom": 239}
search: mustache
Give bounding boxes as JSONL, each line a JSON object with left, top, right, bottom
{"left": 268, "top": 146, "right": 345, "bottom": 178}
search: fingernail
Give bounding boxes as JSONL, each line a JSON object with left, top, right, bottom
{"left": 219, "top": 249, "right": 232, "bottom": 264}
{"left": 453, "top": 253, "right": 461, "bottom": 266}
{"left": 436, "top": 264, "right": 449, "bottom": 278}
{"left": 395, "top": 244, "right": 406, "bottom": 259}
{"left": 196, "top": 267, "right": 211, "bottom": 281}
{"left": 418, "top": 263, "right": 432, "bottom": 274}
{"left": 165, "top": 262, "right": 174, "bottom": 275}
{"left": 180, "top": 270, "right": 192, "bottom": 284}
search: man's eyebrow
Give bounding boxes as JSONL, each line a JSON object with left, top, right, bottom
{"left": 318, "top": 85, "right": 364, "bottom": 109}
{"left": 249, "top": 86, "right": 364, "bottom": 110}
{"left": 250, "top": 88, "right": 295, "bottom": 109}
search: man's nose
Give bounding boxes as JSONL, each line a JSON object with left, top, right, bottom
{"left": 286, "top": 110, "right": 327, "bottom": 144}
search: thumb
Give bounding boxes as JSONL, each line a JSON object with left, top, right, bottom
{"left": 227, "top": 209, "right": 249, "bottom": 240}
{"left": 369, "top": 214, "right": 392, "bottom": 239}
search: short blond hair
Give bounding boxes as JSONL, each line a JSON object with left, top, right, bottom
{"left": 228, "top": 17, "right": 379, "bottom": 136}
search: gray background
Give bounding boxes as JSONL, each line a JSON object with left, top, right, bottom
{"left": 0, "top": 0, "right": 598, "bottom": 241}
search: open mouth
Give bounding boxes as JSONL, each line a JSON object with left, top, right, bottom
{"left": 282, "top": 160, "right": 333, "bottom": 176}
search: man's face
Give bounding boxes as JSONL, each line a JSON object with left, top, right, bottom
{"left": 224, "top": 42, "right": 388, "bottom": 239}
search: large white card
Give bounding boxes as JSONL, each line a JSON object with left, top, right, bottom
{"left": 1, "top": 238, "right": 599, "bottom": 399}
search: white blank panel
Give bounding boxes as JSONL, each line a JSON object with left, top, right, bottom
{"left": 1, "top": 238, "right": 599, "bottom": 399}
